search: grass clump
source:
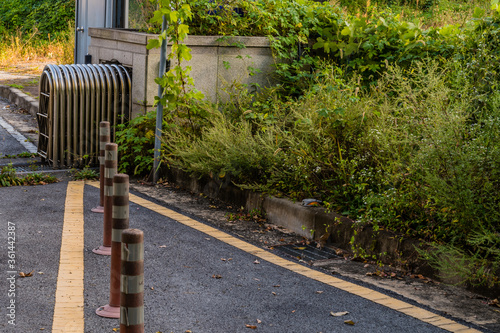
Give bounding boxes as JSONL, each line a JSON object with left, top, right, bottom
{"left": 0, "top": 164, "right": 57, "bottom": 187}
{"left": 71, "top": 167, "right": 99, "bottom": 181}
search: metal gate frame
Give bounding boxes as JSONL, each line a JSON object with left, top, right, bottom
{"left": 38, "top": 64, "right": 132, "bottom": 168}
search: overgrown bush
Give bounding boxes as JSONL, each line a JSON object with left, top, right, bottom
{"left": 0, "top": 0, "right": 74, "bottom": 39}
{"left": 116, "top": 0, "right": 500, "bottom": 287}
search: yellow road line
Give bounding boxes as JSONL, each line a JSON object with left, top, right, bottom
{"left": 87, "top": 181, "right": 480, "bottom": 332}
{"left": 52, "top": 181, "right": 85, "bottom": 332}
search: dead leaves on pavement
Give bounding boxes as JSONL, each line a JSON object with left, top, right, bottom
{"left": 19, "top": 270, "right": 34, "bottom": 278}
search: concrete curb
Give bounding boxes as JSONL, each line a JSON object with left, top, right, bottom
{"left": 0, "top": 85, "right": 39, "bottom": 117}
{"left": 163, "top": 168, "right": 426, "bottom": 267}
{"left": 163, "top": 166, "right": 500, "bottom": 298}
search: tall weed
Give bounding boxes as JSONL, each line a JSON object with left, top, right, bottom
{"left": 163, "top": 111, "right": 279, "bottom": 184}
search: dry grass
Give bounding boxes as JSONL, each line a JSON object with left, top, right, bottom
{"left": 0, "top": 27, "right": 74, "bottom": 75}
{"left": 415, "top": 0, "right": 492, "bottom": 29}
{"left": 329, "top": 0, "right": 491, "bottom": 28}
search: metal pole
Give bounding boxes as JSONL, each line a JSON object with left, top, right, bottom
{"left": 153, "top": 15, "right": 168, "bottom": 183}
{"left": 92, "top": 122, "right": 110, "bottom": 212}
{"left": 93, "top": 142, "right": 118, "bottom": 256}
{"left": 120, "top": 229, "right": 144, "bottom": 333}
{"left": 96, "top": 173, "right": 129, "bottom": 318}
{"left": 74, "top": 0, "right": 79, "bottom": 64}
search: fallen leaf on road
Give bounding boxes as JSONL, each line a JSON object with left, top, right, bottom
{"left": 212, "top": 274, "right": 222, "bottom": 279}
{"left": 316, "top": 291, "right": 324, "bottom": 294}
{"left": 112, "top": 328, "right": 119, "bottom": 332}
{"left": 158, "top": 245, "right": 167, "bottom": 248}
{"left": 271, "top": 292, "right": 277, "bottom": 296}
{"left": 254, "top": 260, "right": 260, "bottom": 264}
{"left": 294, "top": 247, "right": 307, "bottom": 250}
{"left": 489, "top": 299, "right": 500, "bottom": 308}
{"left": 19, "top": 270, "right": 34, "bottom": 278}
{"left": 273, "top": 284, "right": 280, "bottom": 288}
{"left": 257, "top": 319, "right": 262, "bottom": 324}
{"left": 245, "top": 324, "right": 257, "bottom": 329}
{"left": 344, "top": 320, "right": 355, "bottom": 325}
{"left": 330, "top": 311, "right": 349, "bottom": 317}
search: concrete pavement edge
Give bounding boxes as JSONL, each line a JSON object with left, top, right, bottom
{"left": 0, "top": 85, "right": 39, "bottom": 117}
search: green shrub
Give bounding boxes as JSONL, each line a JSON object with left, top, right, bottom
{"left": 0, "top": 0, "right": 74, "bottom": 39}
{"left": 163, "top": 110, "right": 280, "bottom": 184}
{"left": 116, "top": 111, "right": 158, "bottom": 176}
{"left": 115, "top": 0, "right": 500, "bottom": 286}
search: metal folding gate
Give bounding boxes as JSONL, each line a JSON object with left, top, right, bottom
{"left": 37, "top": 64, "right": 131, "bottom": 168}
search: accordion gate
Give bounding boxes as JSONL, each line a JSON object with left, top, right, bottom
{"left": 37, "top": 64, "right": 132, "bottom": 168}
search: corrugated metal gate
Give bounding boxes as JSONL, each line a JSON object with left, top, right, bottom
{"left": 37, "top": 64, "right": 131, "bottom": 168}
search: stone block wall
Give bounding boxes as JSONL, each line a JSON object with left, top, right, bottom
{"left": 88, "top": 28, "right": 277, "bottom": 118}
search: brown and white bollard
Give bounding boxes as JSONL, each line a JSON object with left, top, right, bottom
{"left": 120, "top": 229, "right": 144, "bottom": 333}
{"left": 93, "top": 142, "right": 118, "bottom": 256}
{"left": 91, "top": 121, "right": 110, "bottom": 213}
{"left": 96, "top": 174, "right": 129, "bottom": 318}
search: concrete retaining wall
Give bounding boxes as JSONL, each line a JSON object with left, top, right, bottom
{"left": 88, "top": 28, "right": 277, "bottom": 118}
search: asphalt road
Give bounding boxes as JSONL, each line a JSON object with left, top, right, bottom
{"left": 0, "top": 179, "right": 487, "bottom": 332}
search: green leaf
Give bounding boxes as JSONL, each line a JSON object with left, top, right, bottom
{"left": 147, "top": 39, "right": 160, "bottom": 50}
{"left": 344, "top": 42, "right": 358, "bottom": 56}
{"left": 341, "top": 26, "right": 351, "bottom": 36}
{"left": 492, "top": 0, "right": 499, "bottom": 10}
{"left": 169, "top": 11, "right": 179, "bottom": 23}
{"left": 473, "top": 7, "right": 485, "bottom": 19}
{"left": 178, "top": 24, "right": 189, "bottom": 36}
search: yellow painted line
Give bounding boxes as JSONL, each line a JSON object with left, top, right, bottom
{"left": 87, "top": 181, "right": 480, "bottom": 332}
{"left": 52, "top": 181, "right": 85, "bottom": 333}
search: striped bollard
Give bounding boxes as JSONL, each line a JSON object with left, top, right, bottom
{"left": 121, "top": 229, "right": 144, "bottom": 333}
{"left": 96, "top": 174, "right": 129, "bottom": 318}
{"left": 91, "top": 121, "right": 110, "bottom": 213}
{"left": 93, "top": 143, "right": 118, "bottom": 256}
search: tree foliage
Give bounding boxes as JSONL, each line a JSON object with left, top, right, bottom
{"left": 0, "top": 0, "right": 75, "bottom": 38}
